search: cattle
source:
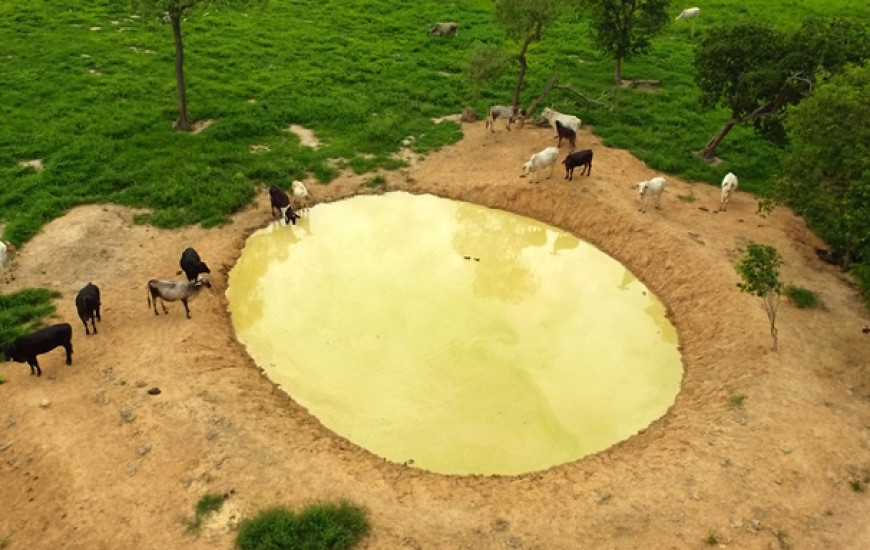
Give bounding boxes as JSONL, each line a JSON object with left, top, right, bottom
{"left": 179, "top": 247, "right": 211, "bottom": 282}
{"left": 428, "top": 22, "right": 458, "bottom": 36}
{"left": 269, "top": 185, "right": 300, "bottom": 225}
{"left": 147, "top": 276, "right": 213, "bottom": 319}
{"left": 1, "top": 241, "right": 17, "bottom": 283}
{"left": 75, "top": 282, "right": 101, "bottom": 335}
{"left": 521, "top": 147, "right": 560, "bottom": 183}
{"left": 562, "top": 149, "right": 594, "bottom": 180}
{"left": 635, "top": 176, "right": 668, "bottom": 213}
{"left": 1, "top": 323, "right": 73, "bottom": 377}
{"left": 719, "top": 172, "right": 738, "bottom": 212}
{"left": 291, "top": 180, "right": 311, "bottom": 212}
{"left": 555, "top": 120, "right": 576, "bottom": 151}
{"left": 541, "top": 107, "right": 581, "bottom": 139}
{"left": 485, "top": 105, "right": 522, "bottom": 133}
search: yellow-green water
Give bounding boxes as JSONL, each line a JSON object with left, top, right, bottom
{"left": 227, "top": 192, "right": 683, "bottom": 475}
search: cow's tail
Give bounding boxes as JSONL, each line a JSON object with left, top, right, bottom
{"left": 146, "top": 284, "right": 152, "bottom": 309}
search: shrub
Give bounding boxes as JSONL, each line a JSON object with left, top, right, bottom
{"left": 185, "top": 492, "right": 230, "bottom": 533}
{"left": 236, "top": 501, "right": 370, "bottom": 550}
{"left": 785, "top": 285, "right": 818, "bottom": 308}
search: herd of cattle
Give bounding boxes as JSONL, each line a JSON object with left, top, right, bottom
{"left": 1, "top": 181, "right": 312, "bottom": 379}
{"left": 486, "top": 104, "right": 739, "bottom": 214}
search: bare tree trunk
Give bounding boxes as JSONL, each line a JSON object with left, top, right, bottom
{"left": 613, "top": 57, "right": 623, "bottom": 85}
{"left": 171, "top": 14, "right": 192, "bottom": 132}
{"left": 700, "top": 117, "right": 737, "bottom": 160}
{"left": 766, "top": 294, "right": 779, "bottom": 351}
{"left": 511, "top": 22, "right": 542, "bottom": 111}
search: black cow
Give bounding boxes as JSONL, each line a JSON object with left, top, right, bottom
{"left": 75, "top": 282, "right": 101, "bottom": 335}
{"left": 179, "top": 247, "right": 211, "bottom": 282}
{"left": 1, "top": 323, "right": 73, "bottom": 377}
{"left": 269, "top": 185, "right": 300, "bottom": 225}
{"left": 555, "top": 120, "right": 576, "bottom": 151}
{"left": 562, "top": 149, "right": 594, "bottom": 180}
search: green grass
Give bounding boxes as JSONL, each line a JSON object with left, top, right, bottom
{"left": 705, "top": 532, "right": 719, "bottom": 545}
{"left": 729, "top": 394, "right": 747, "bottom": 408}
{"left": 236, "top": 501, "right": 370, "bottom": 550}
{"left": 0, "top": 288, "right": 61, "bottom": 349}
{"left": 185, "top": 492, "right": 230, "bottom": 533}
{"left": 0, "top": 375, "right": 6, "bottom": 385}
{"left": 1, "top": 0, "right": 866, "bottom": 245}
{"left": 785, "top": 285, "right": 819, "bottom": 308}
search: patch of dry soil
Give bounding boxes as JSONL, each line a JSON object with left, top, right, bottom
{"left": 2, "top": 125, "right": 870, "bottom": 549}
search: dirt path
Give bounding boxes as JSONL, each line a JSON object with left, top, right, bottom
{"left": 2, "top": 123, "right": 870, "bottom": 549}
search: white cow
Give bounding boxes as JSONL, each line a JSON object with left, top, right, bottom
{"left": 636, "top": 177, "right": 667, "bottom": 213}
{"left": 676, "top": 7, "right": 700, "bottom": 20}
{"left": 147, "top": 275, "right": 213, "bottom": 319}
{"left": 541, "top": 107, "right": 581, "bottom": 139}
{"left": 485, "top": 105, "right": 520, "bottom": 133}
{"left": 719, "top": 172, "right": 738, "bottom": 212}
{"left": 521, "top": 147, "right": 560, "bottom": 183}
{"left": 291, "top": 180, "right": 311, "bottom": 212}
{"left": 1, "top": 241, "right": 17, "bottom": 283}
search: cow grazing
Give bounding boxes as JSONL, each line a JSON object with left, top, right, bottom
{"left": 719, "top": 172, "right": 738, "bottom": 212}
{"left": 1, "top": 323, "right": 73, "bottom": 377}
{"left": 75, "top": 282, "right": 101, "bottom": 335}
{"left": 428, "top": 22, "right": 458, "bottom": 36}
{"left": 521, "top": 147, "right": 560, "bottom": 183}
{"left": 635, "top": 177, "right": 668, "bottom": 213}
{"left": 269, "top": 185, "right": 300, "bottom": 225}
{"left": 147, "top": 276, "right": 213, "bottom": 319}
{"left": 562, "top": 149, "right": 594, "bottom": 180}
{"left": 1, "top": 241, "right": 17, "bottom": 283}
{"left": 555, "top": 120, "right": 576, "bottom": 151}
{"left": 179, "top": 247, "right": 211, "bottom": 282}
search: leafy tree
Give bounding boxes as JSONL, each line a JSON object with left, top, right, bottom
{"left": 494, "top": 0, "right": 563, "bottom": 110}
{"left": 694, "top": 17, "right": 869, "bottom": 160}
{"left": 464, "top": 44, "right": 514, "bottom": 102}
{"left": 132, "top": 0, "right": 258, "bottom": 131}
{"left": 579, "top": 0, "right": 671, "bottom": 85}
{"left": 775, "top": 63, "right": 870, "bottom": 272}
{"left": 736, "top": 244, "right": 784, "bottom": 351}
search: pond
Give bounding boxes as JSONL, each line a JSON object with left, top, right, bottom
{"left": 226, "top": 192, "right": 683, "bottom": 476}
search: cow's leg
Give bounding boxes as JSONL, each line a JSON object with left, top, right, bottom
{"left": 28, "top": 358, "right": 41, "bottom": 377}
{"left": 158, "top": 298, "right": 168, "bottom": 314}
{"left": 64, "top": 342, "right": 73, "bottom": 365}
{"left": 81, "top": 316, "right": 90, "bottom": 335}
{"left": 90, "top": 315, "right": 98, "bottom": 335}
{"left": 182, "top": 298, "right": 191, "bottom": 319}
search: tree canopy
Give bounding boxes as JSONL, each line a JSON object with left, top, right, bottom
{"left": 736, "top": 243, "right": 784, "bottom": 351}
{"left": 579, "top": 0, "right": 671, "bottom": 84}
{"left": 494, "top": 0, "right": 564, "bottom": 109}
{"left": 775, "top": 62, "right": 870, "bottom": 283}
{"left": 694, "top": 17, "right": 869, "bottom": 160}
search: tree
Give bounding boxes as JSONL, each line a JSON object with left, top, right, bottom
{"left": 132, "top": 0, "right": 249, "bottom": 131}
{"left": 694, "top": 17, "right": 869, "bottom": 160}
{"left": 464, "top": 44, "right": 514, "bottom": 103}
{"left": 579, "top": 0, "right": 671, "bottom": 85}
{"left": 736, "top": 244, "right": 784, "bottom": 351}
{"left": 494, "top": 0, "right": 563, "bottom": 110}
{"left": 775, "top": 63, "right": 870, "bottom": 270}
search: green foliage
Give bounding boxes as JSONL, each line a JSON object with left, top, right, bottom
{"left": 363, "top": 174, "right": 387, "bottom": 188}
{"left": 0, "top": 289, "right": 60, "bottom": 349}
{"left": 785, "top": 285, "right": 818, "bottom": 308}
{"left": 0, "top": 375, "right": 6, "bottom": 385}
{"left": 705, "top": 533, "right": 719, "bottom": 545}
{"left": 235, "top": 501, "right": 370, "bottom": 550}
{"left": 729, "top": 394, "right": 747, "bottom": 407}
{"left": 694, "top": 17, "right": 869, "bottom": 157}
{"left": 736, "top": 243, "right": 784, "bottom": 350}
{"left": 494, "top": 0, "right": 562, "bottom": 41}
{"left": 185, "top": 492, "right": 229, "bottom": 533}
{"left": 465, "top": 43, "right": 514, "bottom": 101}
{"left": 579, "top": 0, "right": 671, "bottom": 83}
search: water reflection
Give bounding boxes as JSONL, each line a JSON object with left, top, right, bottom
{"left": 227, "top": 192, "right": 683, "bottom": 475}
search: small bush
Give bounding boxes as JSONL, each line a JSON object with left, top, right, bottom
{"left": 730, "top": 394, "right": 747, "bottom": 408}
{"left": 185, "top": 492, "right": 230, "bottom": 533}
{"left": 236, "top": 501, "right": 370, "bottom": 550}
{"left": 705, "top": 533, "right": 719, "bottom": 545}
{"left": 785, "top": 285, "right": 818, "bottom": 308}
{"left": 0, "top": 375, "right": 7, "bottom": 385}
{"left": 850, "top": 479, "right": 865, "bottom": 492}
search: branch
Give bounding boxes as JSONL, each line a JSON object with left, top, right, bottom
{"left": 521, "top": 73, "right": 614, "bottom": 124}
{"left": 553, "top": 84, "right": 613, "bottom": 110}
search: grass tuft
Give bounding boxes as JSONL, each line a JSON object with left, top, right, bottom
{"left": 729, "top": 394, "right": 747, "bottom": 408}
{"left": 185, "top": 492, "right": 230, "bottom": 534}
{"left": 236, "top": 501, "right": 370, "bottom": 550}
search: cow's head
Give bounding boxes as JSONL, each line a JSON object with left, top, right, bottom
{"left": 280, "top": 205, "right": 300, "bottom": 225}
{"left": 1, "top": 342, "right": 15, "bottom": 361}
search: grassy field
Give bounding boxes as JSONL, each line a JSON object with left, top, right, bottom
{"left": 1, "top": 0, "right": 866, "bottom": 246}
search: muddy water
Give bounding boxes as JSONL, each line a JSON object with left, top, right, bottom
{"left": 227, "top": 192, "right": 683, "bottom": 476}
